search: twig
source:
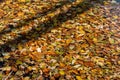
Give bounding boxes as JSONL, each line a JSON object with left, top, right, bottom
{"left": 3, "top": 71, "right": 13, "bottom": 80}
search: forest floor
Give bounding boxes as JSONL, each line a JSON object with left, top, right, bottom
{"left": 0, "top": 0, "right": 120, "bottom": 80}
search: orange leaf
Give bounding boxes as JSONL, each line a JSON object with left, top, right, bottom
{"left": 59, "top": 62, "right": 65, "bottom": 68}
{"left": 43, "top": 68, "right": 50, "bottom": 73}
{"left": 45, "top": 51, "right": 56, "bottom": 55}
{"left": 84, "top": 61, "right": 95, "bottom": 67}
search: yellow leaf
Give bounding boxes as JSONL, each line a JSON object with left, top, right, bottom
{"left": 113, "top": 15, "right": 118, "bottom": 19}
{"left": 4, "top": 55, "right": 10, "bottom": 59}
{"left": 48, "top": 13, "right": 54, "bottom": 17}
{"left": 17, "top": 12, "right": 24, "bottom": 16}
{"left": 28, "top": 66, "right": 32, "bottom": 71}
{"left": 18, "top": 0, "right": 25, "bottom": 2}
{"left": 3, "top": 66, "right": 11, "bottom": 71}
{"left": 51, "top": 29, "right": 57, "bottom": 33}
{"left": 10, "top": 78, "right": 14, "bottom": 80}
{"left": 118, "top": 61, "right": 120, "bottom": 65}
{"left": 6, "top": 1, "right": 11, "bottom": 4}
{"left": 109, "top": 38, "right": 115, "bottom": 44}
{"left": 66, "top": 39, "right": 72, "bottom": 45}
{"left": 69, "top": 70, "right": 78, "bottom": 74}
{"left": 104, "top": 1, "right": 109, "bottom": 5}
{"left": 78, "top": 26, "right": 85, "bottom": 35}
{"left": 18, "top": 44, "right": 22, "bottom": 50}
{"left": 29, "top": 8, "right": 35, "bottom": 14}
{"left": 24, "top": 77, "right": 30, "bottom": 80}
{"left": 80, "top": 50, "right": 85, "bottom": 53}
{"left": 93, "top": 38, "right": 97, "bottom": 43}
{"left": 80, "top": 30, "right": 85, "bottom": 35}
{"left": 59, "top": 70, "right": 65, "bottom": 75}
{"left": 16, "top": 60, "right": 23, "bottom": 65}
{"left": 79, "top": 26, "right": 83, "bottom": 30}
{"left": 76, "top": 76, "right": 83, "bottom": 80}
{"left": 81, "top": 44, "right": 88, "bottom": 48}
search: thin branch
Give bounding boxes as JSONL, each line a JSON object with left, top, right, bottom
{"left": 3, "top": 70, "right": 13, "bottom": 80}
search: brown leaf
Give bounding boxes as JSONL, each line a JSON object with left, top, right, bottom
{"left": 84, "top": 61, "right": 95, "bottom": 67}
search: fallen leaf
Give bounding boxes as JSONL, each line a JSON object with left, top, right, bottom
{"left": 76, "top": 76, "right": 83, "bottom": 80}
{"left": 109, "top": 37, "right": 115, "bottom": 44}
{"left": 59, "top": 70, "right": 65, "bottom": 75}
{"left": 93, "top": 38, "right": 97, "bottom": 43}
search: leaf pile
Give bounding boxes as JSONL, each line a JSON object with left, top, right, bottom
{"left": 0, "top": 0, "right": 120, "bottom": 80}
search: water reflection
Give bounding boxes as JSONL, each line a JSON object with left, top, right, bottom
{"left": 116, "top": 0, "right": 120, "bottom": 2}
